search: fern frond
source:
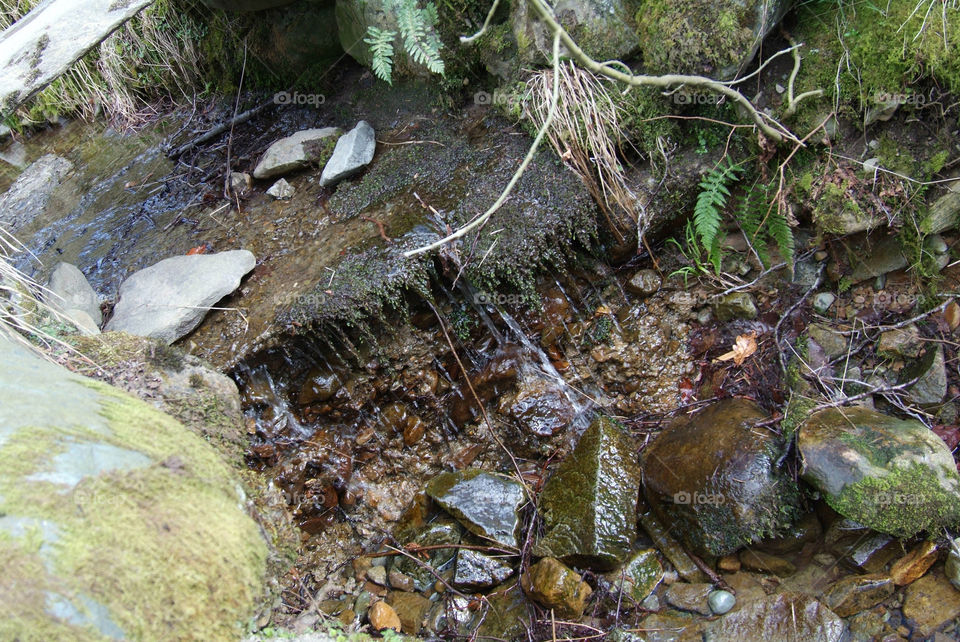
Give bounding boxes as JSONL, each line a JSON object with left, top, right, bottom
{"left": 767, "top": 208, "right": 795, "bottom": 265}
{"left": 364, "top": 26, "right": 396, "bottom": 84}
{"left": 692, "top": 159, "right": 742, "bottom": 272}
{"left": 397, "top": 0, "right": 445, "bottom": 75}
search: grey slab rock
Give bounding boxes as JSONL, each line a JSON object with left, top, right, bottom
{"left": 901, "top": 345, "right": 947, "bottom": 405}
{"left": 105, "top": 250, "right": 256, "bottom": 344}
{"left": 252, "top": 127, "right": 341, "bottom": 179}
{"left": 61, "top": 308, "right": 100, "bottom": 335}
{"left": 46, "top": 262, "right": 101, "bottom": 325}
{"left": 319, "top": 121, "right": 375, "bottom": 187}
{"left": 0, "top": 0, "right": 155, "bottom": 115}
{"left": 921, "top": 180, "right": 960, "bottom": 234}
{"left": 0, "top": 154, "right": 72, "bottom": 232}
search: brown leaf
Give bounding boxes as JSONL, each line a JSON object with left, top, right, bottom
{"left": 714, "top": 332, "right": 758, "bottom": 366}
{"left": 944, "top": 300, "right": 960, "bottom": 332}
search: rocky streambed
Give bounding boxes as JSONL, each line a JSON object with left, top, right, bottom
{"left": 2, "top": 65, "right": 960, "bottom": 641}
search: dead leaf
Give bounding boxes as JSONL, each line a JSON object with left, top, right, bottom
{"left": 945, "top": 300, "right": 960, "bottom": 332}
{"left": 714, "top": 332, "right": 758, "bottom": 366}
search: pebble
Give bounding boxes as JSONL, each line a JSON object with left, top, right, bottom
{"left": 709, "top": 589, "right": 736, "bottom": 615}
{"left": 368, "top": 601, "right": 401, "bottom": 632}
{"left": 366, "top": 565, "right": 388, "bottom": 586}
{"left": 813, "top": 292, "right": 836, "bottom": 314}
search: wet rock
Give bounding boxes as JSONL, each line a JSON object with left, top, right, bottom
{"left": 391, "top": 518, "right": 462, "bottom": 592}
{"left": 105, "top": 250, "right": 256, "bottom": 344}
{"left": 890, "top": 540, "right": 939, "bottom": 586}
{"left": 902, "top": 567, "right": 960, "bottom": 637}
{"left": 824, "top": 519, "right": 897, "bottom": 573}
{"left": 426, "top": 469, "right": 524, "bottom": 548}
{"left": 535, "top": 416, "right": 640, "bottom": 570}
{"left": 626, "top": 269, "right": 662, "bottom": 297}
{"left": 366, "top": 565, "right": 388, "bottom": 586}
{"left": 738, "top": 549, "right": 796, "bottom": 576}
{"left": 266, "top": 178, "right": 295, "bottom": 199}
{"left": 634, "top": 611, "right": 706, "bottom": 641}
{"left": 0, "top": 338, "right": 267, "bottom": 641}
{"left": 821, "top": 574, "right": 894, "bottom": 617}
{"left": 319, "top": 121, "right": 376, "bottom": 187}
{"left": 0, "top": 154, "right": 73, "bottom": 233}
{"left": 718, "top": 555, "right": 741, "bottom": 573}
{"left": 475, "top": 582, "right": 529, "bottom": 640}
{"left": 753, "top": 512, "right": 822, "bottom": 556}
{"left": 876, "top": 325, "right": 922, "bottom": 359}
{"left": 941, "top": 537, "right": 960, "bottom": 591}
{"left": 602, "top": 548, "right": 663, "bottom": 602}
{"left": 642, "top": 398, "right": 800, "bottom": 557}
{"left": 368, "top": 600, "right": 401, "bottom": 632}
{"left": 708, "top": 590, "right": 736, "bottom": 615}
{"left": 388, "top": 569, "right": 415, "bottom": 591}
{"left": 638, "top": 503, "right": 708, "bottom": 583}
{"left": 712, "top": 292, "right": 758, "bottom": 321}
{"left": 664, "top": 583, "right": 714, "bottom": 615}
{"left": 46, "top": 262, "right": 101, "bottom": 326}
{"left": 500, "top": 375, "right": 577, "bottom": 444}
{"left": 520, "top": 557, "right": 592, "bottom": 619}
{"left": 901, "top": 345, "right": 947, "bottom": 405}
{"left": 298, "top": 367, "right": 342, "bottom": 405}
{"left": 798, "top": 407, "right": 960, "bottom": 537}
{"left": 706, "top": 593, "right": 844, "bottom": 642}
{"left": 252, "top": 127, "right": 341, "bottom": 179}
{"left": 386, "top": 591, "right": 430, "bottom": 635}
{"left": 453, "top": 549, "right": 515, "bottom": 590}
{"left": 425, "top": 594, "right": 472, "bottom": 637}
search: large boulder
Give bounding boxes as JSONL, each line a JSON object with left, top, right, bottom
{"left": 634, "top": 0, "right": 795, "bottom": 80}
{"left": 105, "top": 250, "right": 256, "bottom": 344}
{"left": 798, "top": 407, "right": 960, "bottom": 537}
{"left": 641, "top": 398, "right": 801, "bottom": 557}
{"left": 0, "top": 154, "right": 73, "bottom": 233}
{"left": 534, "top": 416, "right": 640, "bottom": 570}
{"left": 511, "top": 0, "right": 640, "bottom": 65}
{"left": 253, "top": 127, "right": 341, "bottom": 180}
{"left": 0, "top": 337, "right": 267, "bottom": 640}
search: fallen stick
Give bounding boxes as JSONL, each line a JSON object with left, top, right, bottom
{"left": 167, "top": 96, "right": 279, "bottom": 159}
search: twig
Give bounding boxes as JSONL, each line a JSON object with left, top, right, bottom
{"left": 167, "top": 96, "right": 279, "bottom": 159}
{"left": 223, "top": 41, "right": 248, "bottom": 200}
{"left": 460, "top": 0, "right": 501, "bottom": 43}
{"left": 775, "top": 263, "right": 824, "bottom": 375}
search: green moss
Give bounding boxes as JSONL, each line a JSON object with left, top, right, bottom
{"left": 832, "top": 462, "right": 960, "bottom": 537}
{"left": 0, "top": 375, "right": 267, "bottom": 640}
{"left": 792, "top": 0, "right": 960, "bottom": 127}
{"left": 635, "top": 0, "right": 754, "bottom": 77}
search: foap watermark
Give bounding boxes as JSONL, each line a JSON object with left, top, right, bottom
{"left": 672, "top": 91, "right": 724, "bottom": 106}
{"left": 474, "top": 291, "right": 527, "bottom": 306}
{"left": 874, "top": 87, "right": 946, "bottom": 108}
{"left": 673, "top": 491, "right": 726, "bottom": 506}
{"left": 852, "top": 291, "right": 920, "bottom": 309}
{"left": 473, "top": 89, "right": 525, "bottom": 108}
{"left": 274, "top": 91, "right": 326, "bottom": 107}
{"left": 874, "top": 491, "right": 925, "bottom": 507}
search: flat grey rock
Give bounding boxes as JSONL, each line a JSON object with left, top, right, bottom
{"left": 0, "top": 0, "right": 155, "bottom": 115}
{"left": 0, "top": 154, "right": 72, "bottom": 232}
{"left": 46, "top": 262, "right": 101, "bottom": 325}
{"left": 319, "top": 120, "right": 375, "bottom": 187}
{"left": 253, "top": 127, "right": 341, "bottom": 179}
{"left": 105, "top": 250, "right": 256, "bottom": 344}
{"left": 266, "top": 178, "right": 295, "bottom": 199}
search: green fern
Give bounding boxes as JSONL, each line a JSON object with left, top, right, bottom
{"left": 693, "top": 159, "right": 743, "bottom": 273}
{"left": 364, "top": 26, "right": 397, "bottom": 84}
{"left": 736, "top": 181, "right": 795, "bottom": 268}
{"left": 364, "top": 0, "right": 444, "bottom": 84}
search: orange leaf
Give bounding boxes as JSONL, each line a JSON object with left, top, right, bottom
{"left": 714, "top": 332, "right": 758, "bottom": 366}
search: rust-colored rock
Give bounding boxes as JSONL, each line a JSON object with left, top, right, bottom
{"left": 368, "top": 601, "right": 401, "bottom": 632}
{"left": 890, "top": 541, "right": 938, "bottom": 586}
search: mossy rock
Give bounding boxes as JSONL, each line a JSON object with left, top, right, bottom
{"left": 534, "top": 416, "right": 640, "bottom": 571}
{"left": 798, "top": 406, "right": 960, "bottom": 537}
{"left": 0, "top": 338, "right": 267, "bottom": 641}
{"left": 641, "top": 398, "right": 801, "bottom": 557}
{"left": 634, "top": 0, "right": 793, "bottom": 79}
